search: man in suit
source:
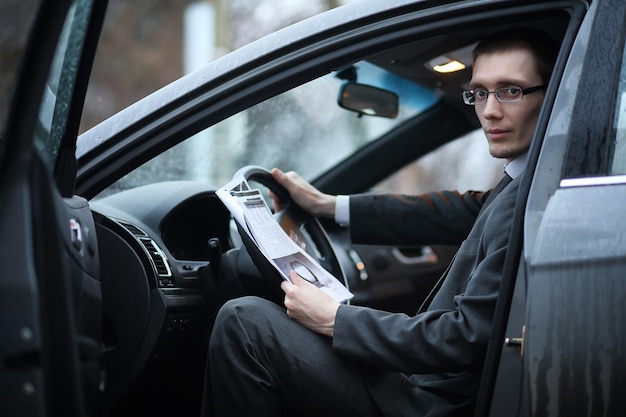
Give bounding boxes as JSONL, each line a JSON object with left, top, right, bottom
{"left": 205, "top": 28, "right": 559, "bottom": 417}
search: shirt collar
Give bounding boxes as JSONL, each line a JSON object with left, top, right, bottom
{"left": 504, "top": 152, "right": 528, "bottom": 179}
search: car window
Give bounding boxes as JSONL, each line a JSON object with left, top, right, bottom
{"left": 560, "top": 12, "right": 626, "bottom": 182}
{"left": 374, "top": 129, "right": 503, "bottom": 195}
{"left": 97, "top": 61, "right": 439, "bottom": 197}
{"left": 612, "top": 43, "right": 626, "bottom": 174}
{"left": 33, "top": 1, "right": 93, "bottom": 171}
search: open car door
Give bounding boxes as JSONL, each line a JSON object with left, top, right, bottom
{"left": 0, "top": 0, "right": 107, "bottom": 415}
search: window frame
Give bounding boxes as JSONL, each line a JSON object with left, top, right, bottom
{"left": 561, "top": 0, "right": 626, "bottom": 179}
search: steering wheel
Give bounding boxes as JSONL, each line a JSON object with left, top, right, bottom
{"left": 231, "top": 166, "right": 347, "bottom": 303}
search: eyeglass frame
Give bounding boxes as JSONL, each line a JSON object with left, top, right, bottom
{"left": 462, "top": 85, "right": 546, "bottom": 105}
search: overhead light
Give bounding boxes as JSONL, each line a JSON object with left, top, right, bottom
{"left": 431, "top": 59, "right": 466, "bottom": 73}
{"left": 427, "top": 42, "right": 477, "bottom": 74}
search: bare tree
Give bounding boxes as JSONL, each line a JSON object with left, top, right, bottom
{"left": 323, "top": 0, "right": 343, "bottom": 9}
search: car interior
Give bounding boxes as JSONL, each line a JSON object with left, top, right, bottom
{"left": 15, "top": 1, "right": 584, "bottom": 416}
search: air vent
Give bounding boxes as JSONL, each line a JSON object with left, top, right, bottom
{"left": 117, "top": 220, "right": 172, "bottom": 277}
{"left": 139, "top": 237, "right": 172, "bottom": 277}
{"left": 119, "top": 222, "right": 147, "bottom": 237}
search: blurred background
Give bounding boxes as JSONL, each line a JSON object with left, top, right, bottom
{"left": 80, "top": 0, "right": 500, "bottom": 195}
{"left": 81, "top": 0, "right": 358, "bottom": 133}
{"left": 1, "top": 0, "right": 502, "bottom": 194}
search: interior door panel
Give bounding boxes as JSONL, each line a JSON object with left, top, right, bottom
{"left": 348, "top": 243, "right": 457, "bottom": 314}
{"left": 324, "top": 224, "right": 457, "bottom": 314}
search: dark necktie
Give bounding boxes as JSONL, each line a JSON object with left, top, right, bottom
{"left": 479, "top": 172, "right": 513, "bottom": 215}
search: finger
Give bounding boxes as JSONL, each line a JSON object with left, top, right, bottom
{"left": 271, "top": 167, "right": 286, "bottom": 184}
{"left": 273, "top": 167, "right": 300, "bottom": 191}
{"left": 289, "top": 269, "right": 303, "bottom": 285}
{"left": 268, "top": 190, "right": 283, "bottom": 212}
{"left": 281, "top": 283, "right": 294, "bottom": 318}
{"left": 290, "top": 269, "right": 315, "bottom": 287}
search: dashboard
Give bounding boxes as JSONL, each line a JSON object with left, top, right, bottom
{"left": 89, "top": 178, "right": 366, "bottom": 413}
{"left": 89, "top": 181, "right": 234, "bottom": 410}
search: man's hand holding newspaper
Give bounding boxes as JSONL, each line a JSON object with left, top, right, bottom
{"left": 216, "top": 172, "right": 353, "bottom": 303}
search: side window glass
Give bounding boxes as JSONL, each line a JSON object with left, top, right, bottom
{"left": 97, "top": 63, "right": 437, "bottom": 198}
{"left": 611, "top": 44, "right": 626, "bottom": 174}
{"left": 34, "top": 0, "right": 94, "bottom": 171}
{"left": 374, "top": 129, "right": 503, "bottom": 195}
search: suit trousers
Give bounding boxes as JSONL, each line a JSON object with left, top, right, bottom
{"left": 205, "top": 296, "right": 392, "bottom": 417}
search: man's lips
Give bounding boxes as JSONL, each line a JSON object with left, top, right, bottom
{"left": 486, "top": 129, "right": 510, "bottom": 141}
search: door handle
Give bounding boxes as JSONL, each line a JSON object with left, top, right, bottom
{"left": 391, "top": 246, "right": 438, "bottom": 265}
{"left": 504, "top": 325, "right": 526, "bottom": 357}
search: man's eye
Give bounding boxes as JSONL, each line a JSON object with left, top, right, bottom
{"left": 474, "top": 89, "right": 488, "bottom": 98}
{"left": 504, "top": 87, "right": 522, "bottom": 96}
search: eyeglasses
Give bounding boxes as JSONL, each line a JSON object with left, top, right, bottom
{"left": 462, "top": 85, "right": 546, "bottom": 105}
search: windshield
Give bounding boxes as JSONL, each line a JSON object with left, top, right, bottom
{"left": 98, "top": 61, "right": 438, "bottom": 198}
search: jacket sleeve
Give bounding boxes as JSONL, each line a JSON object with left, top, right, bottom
{"left": 332, "top": 180, "right": 518, "bottom": 374}
{"left": 349, "top": 189, "right": 489, "bottom": 246}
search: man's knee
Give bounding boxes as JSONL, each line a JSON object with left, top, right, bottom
{"left": 211, "top": 296, "right": 279, "bottom": 343}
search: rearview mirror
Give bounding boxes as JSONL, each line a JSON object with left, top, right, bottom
{"left": 337, "top": 82, "right": 399, "bottom": 118}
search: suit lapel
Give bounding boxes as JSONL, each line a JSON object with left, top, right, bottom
{"left": 418, "top": 174, "right": 513, "bottom": 313}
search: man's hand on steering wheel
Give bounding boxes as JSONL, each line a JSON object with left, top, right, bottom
{"left": 270, "top": 168, "right": 337, "bottom": 218}
{"left": 231, "top": 166, "right": 348, "bottom": 306}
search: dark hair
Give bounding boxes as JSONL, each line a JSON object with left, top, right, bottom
{"left": 473, "top": 28, "right": 560, "bottom": 84}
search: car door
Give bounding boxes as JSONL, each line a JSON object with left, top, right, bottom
{"left": 0, "top": 0, "right": 106, "bottom": 415}
{"left": 482, "top": 0, "right": 626, "bottom": 415}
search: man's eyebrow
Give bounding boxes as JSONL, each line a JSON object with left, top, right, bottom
{"left": 468, "top": 79, "right": 531, "bottom": 89}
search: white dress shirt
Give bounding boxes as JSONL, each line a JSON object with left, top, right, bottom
{"left": 333, "top": 152, "right": 528, "bottom": 226}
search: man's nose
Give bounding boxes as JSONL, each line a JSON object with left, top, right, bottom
{"left": 480, "top": 93, "right": 502, "bottom": 118}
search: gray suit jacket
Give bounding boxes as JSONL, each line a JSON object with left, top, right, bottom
{"left": 332, "top": 176, "right": 520, "bottom": 416}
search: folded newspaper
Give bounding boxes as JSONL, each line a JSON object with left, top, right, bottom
{"left": 216, "top": 174, "right": 353, "bottom": 303}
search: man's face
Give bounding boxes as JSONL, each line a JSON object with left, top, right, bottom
{"left": 470, "top": 49, "right": 545, "bottom": 162}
